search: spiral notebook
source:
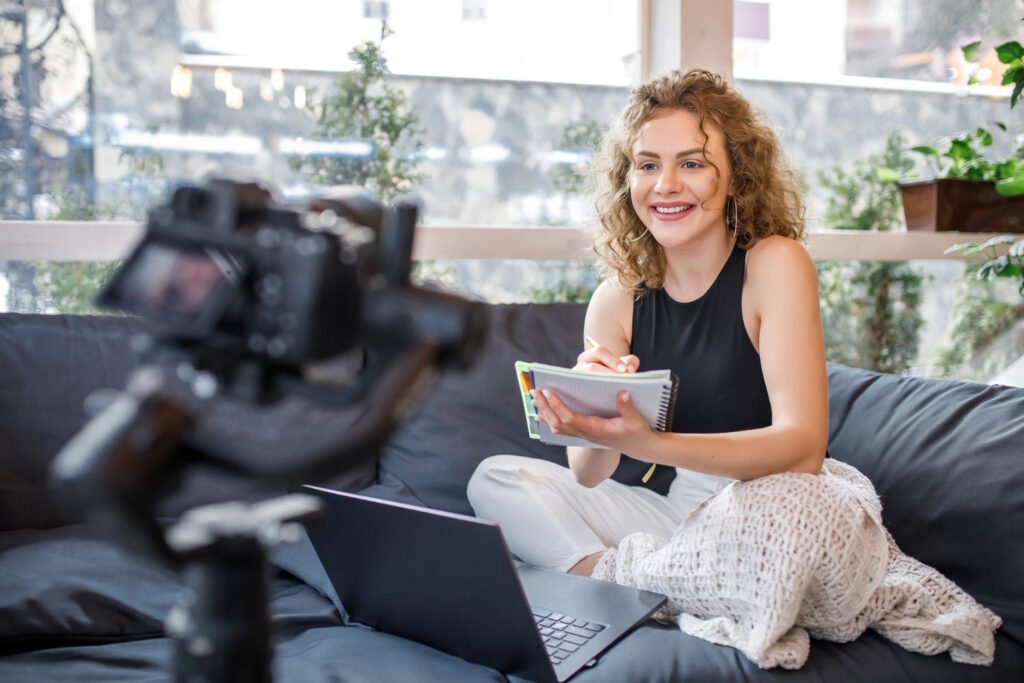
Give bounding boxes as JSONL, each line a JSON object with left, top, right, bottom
{"left": 515, "top": 361, "right": 679, "bottom": 450}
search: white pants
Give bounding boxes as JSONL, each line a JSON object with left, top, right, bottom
{"left": 467, "top": 455, "right": 731, "bottom": 573}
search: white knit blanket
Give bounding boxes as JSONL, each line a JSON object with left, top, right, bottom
{"left": 591, "top": 460, "right": 1002, "bottom": 669}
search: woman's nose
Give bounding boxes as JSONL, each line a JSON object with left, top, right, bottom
{"left": 655, "top": 168, "right": 682, "bottom": 194}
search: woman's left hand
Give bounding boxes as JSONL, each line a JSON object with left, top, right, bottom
{"left": 532, "top": 387, "right": 655, "bottom": 457}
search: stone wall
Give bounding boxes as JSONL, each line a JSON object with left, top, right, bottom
{"left": 87, "top": 0, "right": 1023, "bottom": 227}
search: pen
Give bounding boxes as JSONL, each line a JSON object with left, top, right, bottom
{"left": 583, "top": 335, "right": 657, "bottom": 484}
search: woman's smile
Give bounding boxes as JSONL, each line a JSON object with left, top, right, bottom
{"left": 650, "top": 202, "right": 696, "bottom": 221}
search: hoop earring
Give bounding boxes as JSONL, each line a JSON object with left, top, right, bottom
{"left": 630, "top": 228, "right": 649, "bottom": 242}
{"left": 726, "top": 195, "right": 738, "bottom": 235}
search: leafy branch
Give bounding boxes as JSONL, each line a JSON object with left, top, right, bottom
{"left": 947, "top": 235, "right": 1024, "bottom": 295}
{"left": 293, "top": 23, "right": 424, "bottom": 202}
{"left": 962, "top": 23, "right": 1024, "bottom": 109}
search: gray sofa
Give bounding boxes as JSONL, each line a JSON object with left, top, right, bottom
{"left": 1, "top": 305, "right": 1023, "bottom": 682}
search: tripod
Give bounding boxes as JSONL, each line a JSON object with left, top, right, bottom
{"left": 52, "top": 342, "right": 445, "bottom": 682}
{"left": 165, "top": 495, "right": 321, "bottom": 683}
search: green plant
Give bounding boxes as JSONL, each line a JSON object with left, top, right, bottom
{"left": 825, "top": 133, "right": 914, "bottom": 231}
{"left": 293, "top": 23, "right": 423, "bottom": 202}
{"left": 882, "top": 17, "right": 1024, "bottom": 197}
{"left": 817, "top": 133, "right": 925, "bottom": 374}
{"left": 549, "top": 118, "right": 604, "bottom": 196}
{"left": 22, "top": 148, "right": 170, "bottom": 314}
{"left": 29, "top": 181, "right": 122, "bottom": 314}
{"left": 410, "top": 260, "right": 460, "bottom": 292}
{"left": 946, "top": 234, "right": 1024, "bottom": 294}
{"left": 32, "top": 261, "right": 122, "bottom": 314}
{"left": 961, "top": 25, "right": 1024, "bottom": 109}
{"left": 879, "top": 123, "right": 1024, "bottom": 197}
{"left": 526, "top": 261, "right": 599, "bottom": 304}
{"left": 935, "top": 262, "right": 1024, "bottom": 378}
{"left": 937, "top": 230, "right": 1024, "bottom": 381}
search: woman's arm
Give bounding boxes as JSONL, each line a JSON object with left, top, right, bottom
{"left": 537, "top": 237, "right": 829, "bottom": 481}
{"left": 564, "top": 279, "right": 637, "bottom": 487}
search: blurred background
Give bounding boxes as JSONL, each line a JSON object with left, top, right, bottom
{"left": 2, "top": 0, "right": 1023, "bottom": 382}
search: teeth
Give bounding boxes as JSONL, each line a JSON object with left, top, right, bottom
{"left": 654, "top": 205, "right": 691, "bottom": 214}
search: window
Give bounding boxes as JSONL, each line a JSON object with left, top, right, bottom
{"left": 734, "top": 0, "right": 769, "bottom": 40}
{"left": 3, "top": 1, "right": 1022, "bottom": 387}
{"left": 364, "top": 1, "right": 388, "bottom": 20}
{"left": 733, "top": 0, "right": 1024, "bottom": 85}
{"left": 463, "top": 0, "right": 486, "bottom": 21}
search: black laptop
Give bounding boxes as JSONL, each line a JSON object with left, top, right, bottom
{"left": 304, "top": 485, "right": 666, "bottom": 683}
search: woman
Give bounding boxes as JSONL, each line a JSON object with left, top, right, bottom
{"left": 466, "top": 70, "right": 1001, "bottom": 670}
{"left": 467, "top": 68, "right": 828, "bottom": 577}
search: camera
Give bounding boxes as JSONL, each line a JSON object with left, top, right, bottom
{"left": 99, "top": 179, "right": 485, "bottom": 378}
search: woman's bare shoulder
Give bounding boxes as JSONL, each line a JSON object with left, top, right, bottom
{"left": 590, "top": 277, "right": 635, "bottom": 305}
{"left": 746, "top": 235, "right": 816, "bottom": 283}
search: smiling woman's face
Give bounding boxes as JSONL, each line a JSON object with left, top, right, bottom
{"left": 629, "top": 108, "right": 731, "bottom": 251}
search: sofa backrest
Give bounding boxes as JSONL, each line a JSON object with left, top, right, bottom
{"left": 827, "top": 363, "right": 1024, "bottom": 644}
{"left": 0, "top": 314, "right": 147, "bottom": 529}
{"left": 0, "top": 313, "right": 378, "bottom": 530}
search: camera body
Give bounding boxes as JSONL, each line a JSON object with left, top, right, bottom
{"left": 100, "top": 180, "right": 370, "bottom": 367}
{"left": 100, "top": 179, "right": 486, "bottom": 380}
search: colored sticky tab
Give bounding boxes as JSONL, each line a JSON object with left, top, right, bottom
{"left": 518, "top": 370, "right": 533, "bottom": 393}
{"left": 522, "top": 393, "right": 536, "bottom": 416}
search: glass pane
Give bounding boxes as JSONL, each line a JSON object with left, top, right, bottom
{"left": 734, "top": 0, "right": 1024, "bottom": 85}
{"left": 179, "top": 0, "right": 637, "bottom": 85}
{"left": 0, "top": 261, "right": 121, "bottom": 315}
{"left": 1, "top": 1, "right": 637, "bottom": 228}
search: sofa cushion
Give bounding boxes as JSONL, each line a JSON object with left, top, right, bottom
{"left": 0, "top": 523, "right": 351, "bottom": 657}
{"left": 376, "top": 303, "right": 675, "bottom": 515}
{"left": 826, "top": 363, "right": 1024, "bottom": 644}
{"left": 0, "top": 525, "right": 175, "bottom": 653}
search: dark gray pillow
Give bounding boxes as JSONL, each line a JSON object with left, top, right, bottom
{"left": 0, "top": 524, "right": 349, "bottom": 656}
{"left": 0, "top": 525, "right": 176, "bottom": 653}
{"left": 826, "top": 363, "right": 1024, "bottom": 644}
{"left": 377, "top": 303, "right": 675, "bottom": 516}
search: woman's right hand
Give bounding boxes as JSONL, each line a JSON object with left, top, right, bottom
{"left": 574, "top": 341, "right": 640, "bottom": 375}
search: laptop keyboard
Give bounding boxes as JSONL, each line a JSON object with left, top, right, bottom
{"left": 532, "top": 608, "right": 606, "bottom": 665}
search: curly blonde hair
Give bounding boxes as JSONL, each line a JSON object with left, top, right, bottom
{"left": 592, "top": 69, "right": 805, "bottom": 291}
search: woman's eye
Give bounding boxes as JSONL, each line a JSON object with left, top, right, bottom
{"left": 638, "top": 162, "right": 657, "bottom": 172}
{"left": 682, "top": 160, "right": 701, "bottom": 170}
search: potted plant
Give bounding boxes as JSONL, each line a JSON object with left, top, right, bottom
{"left": 879, "top": 125, "right": 1024, "bottom": 232}
{"left": 882, "top": 29, "right": 1024, "bottom": 233}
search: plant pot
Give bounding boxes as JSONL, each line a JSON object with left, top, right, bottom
{"left": 897, "top": 178, "right": 1024, "bottom": 233}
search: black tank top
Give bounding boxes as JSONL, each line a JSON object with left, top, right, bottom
{"left": 630, "top": 247, "right": 772, "bottom": 435}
